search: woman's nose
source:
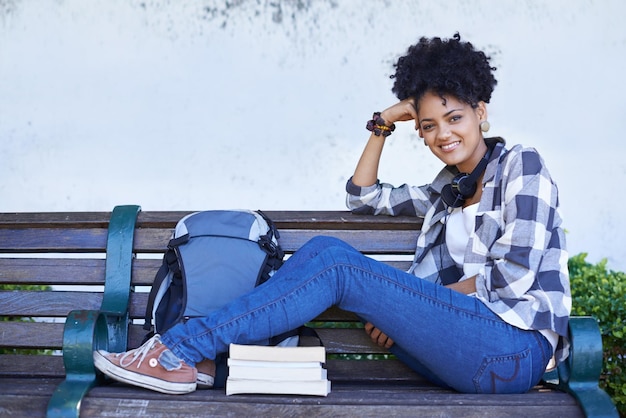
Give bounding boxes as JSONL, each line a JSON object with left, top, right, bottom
{"left": 437, "top": 126, "right": 451, "bottom": 140}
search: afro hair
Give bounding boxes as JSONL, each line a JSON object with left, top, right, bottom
{"left": 391, "top": 33, "right": 497, "bottom": 108}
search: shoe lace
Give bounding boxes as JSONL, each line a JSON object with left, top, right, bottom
{"left": 117, "top": 334, "right": 161, "bottom": 368}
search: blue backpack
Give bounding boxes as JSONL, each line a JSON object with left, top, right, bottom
{"left": 143, "top": 210, "right": 298, "bottom": 387}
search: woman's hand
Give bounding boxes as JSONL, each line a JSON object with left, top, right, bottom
{"left": 445, "top": 276, "right": 477, "bottom": 295}
{"left": 364, "top": 322, "right": 394, "bottom": 348}
{"left": 380, "top": 98, "right": 419, "bottom": 128}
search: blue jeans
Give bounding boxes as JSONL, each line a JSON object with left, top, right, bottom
{"left": 161, "top": 236, "right": 552, "bottom": 394}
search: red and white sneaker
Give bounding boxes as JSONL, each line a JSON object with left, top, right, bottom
{"left": 93, "top": 334, "right": 197, "bottom": 394}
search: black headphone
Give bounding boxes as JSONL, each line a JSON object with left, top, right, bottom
{"left": 441, "top": 143, "right": 494, "bottom": 208}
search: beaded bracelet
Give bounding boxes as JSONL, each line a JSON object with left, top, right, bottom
{"left": 366, "top": 112, "right": 396, "bottom": 137}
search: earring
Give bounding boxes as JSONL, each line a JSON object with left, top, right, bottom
{"left": 480, "top": 120, "right": 490, "bottom": 133}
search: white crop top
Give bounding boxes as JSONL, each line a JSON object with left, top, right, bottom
{"left": 445, "top": 204, "right": 480, "bottom": 277}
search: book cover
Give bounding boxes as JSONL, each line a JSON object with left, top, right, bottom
{"left": 229, "top": 343, "right": 326, "bottom": 363}
{"left": 225, "top": 378, "right": 331, "bottom": 396}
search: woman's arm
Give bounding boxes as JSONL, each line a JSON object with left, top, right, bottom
{"left": 351, "top": 132, "right": 387, "bottom": 187}
{"left": 352, "top": 100, "right": 419, "bottom": 187}
{"left": 347, "top": 100, "right": 429, "bottom": 216}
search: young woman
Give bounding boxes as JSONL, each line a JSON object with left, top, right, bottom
{"left": 94, "top": 33, "right": 571, "bottom": 395}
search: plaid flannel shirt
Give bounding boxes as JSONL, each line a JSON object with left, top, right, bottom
{"left": 345, "top": 139, "right": 572, "bottom": 365}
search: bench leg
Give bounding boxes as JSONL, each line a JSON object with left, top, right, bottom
{"left": 46, "top": 310, "right": 102, "bottom": 417}
{"left": 47, "top": 377, "right": 97, "bottom": 418}
{"left": 47, "top": 309, "right": 130, "bottom": 417}
{"left": 572, "top": 387, "right": 619, "bottom": 418}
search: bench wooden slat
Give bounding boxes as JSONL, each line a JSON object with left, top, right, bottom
{"left": 0, "top": 377, "right": 584, "bottom": 418}
{"left": 0, "top": 290, "right": 103, "bottom": 317}
{"left": 0, "top": 228, "right": 417, "bottom": 254}
{"left": 125, "top": 323, "right": 390, "bottom": 355}
{"left": 0, "top": 386, "right": 58, "bottom": 418}
{"left": 0, "top": 291, "right": 156, "bottom": 319}
{"left": 0, "top": 291, "right": 366, "bottom": 321}
{"left": 0, "top": 228, "right": 108, "bottom": 252}
{"left": 78, "top": 384, "right": 583, "bottom": 418}
{"left": 0, "top": 355, "right": 426, "bottom": 383}
{"left": 131, "top": 228, "right": 419, "bottom": 254}
{"left": 135, "top": 210, "right": 423, "bottom": 230}
{"left": 0, "top": 257, "right": 413, "bottom": 286}
{"left": 0, "top": 212, "right": 112, "bottom": 227}
{"left": 277, "top": 229, "right": 418, "bottom": 253}
{"left": 0, "top": 258, "right": 165, "bottom": 287}
{"left": 314, "top": 328, "right": 391, "bottom": 354}
{"left": 0, "top": 324, "right": 388, "bottom": 359}
{"left": 0, "top": 210, "right": 422, "bottom": 230}
{"left": 0, "top": 325, "right": 389, "bottom": 355}
{"left": 76, "top": 395, "right": 586, "bottom": 418}
{"left": 0, "top": 258, "right": 105, "bottom": 285}
{"left": 0, "top": 322, "right": 64, "bottom": 349}
{"left": 327, "top": 358, "right": 427, "bottom": 383}
{"left": 0, "top": 355, "right": 65, "bottom": 377}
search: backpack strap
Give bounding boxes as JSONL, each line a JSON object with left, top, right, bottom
{"left": 296, "top": 326, "right": 323, "bottom": 346}
{"left": 255, "top": 210, "right": 285, "bottom": 286}
{"left": 142, "top": 236, "right": 189, "bottom": 331}
{"left": 256, "top": 210, "right": 280, "bottom": 240}
{"left": 143, "top": 257, "right": 169, "bottom": 331}
{"left": 256, "top": 210, "right": 282, "bottom": 252}
{"left": 268, "top": 326, "right": 323, "bottom": 347}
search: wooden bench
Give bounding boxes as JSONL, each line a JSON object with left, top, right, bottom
{"left": 0, "top": 205, "right": 618, "bottom": 417}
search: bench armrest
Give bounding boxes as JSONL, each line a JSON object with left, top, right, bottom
{"left": 47, "top": 205, "right": 141, "bottom": 418}
{"left": 544, "top": 316, "right": 618, "bottom": 418}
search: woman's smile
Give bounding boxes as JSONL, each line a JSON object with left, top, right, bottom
{"left": 440, "top": 141, "right": 461, "bottom": 152}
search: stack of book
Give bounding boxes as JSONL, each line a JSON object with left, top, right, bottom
{"left": 225, "top": 343, "right": 331, "bottom": 396}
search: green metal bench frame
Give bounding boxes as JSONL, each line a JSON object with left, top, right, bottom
{"left": 47, "top": 205, "right": 141, "bottom": 417}
{"left": 45, "top": 205, "right": 618, "bottom": 418}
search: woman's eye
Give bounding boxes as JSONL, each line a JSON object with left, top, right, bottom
{"left": 450, "top": 115, "right": 462, "bottom": 122}
{"left": 422, "top": 124, "right": 433, "bottom": 131}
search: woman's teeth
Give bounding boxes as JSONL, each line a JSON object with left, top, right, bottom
{"left": 441, "top": 141, "right": 460, "bottom": 151}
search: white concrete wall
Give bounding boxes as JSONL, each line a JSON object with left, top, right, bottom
{"left": 1, "top": 0, "right": 625, "bottom": 271}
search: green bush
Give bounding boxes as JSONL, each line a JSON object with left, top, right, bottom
{"left": 569, "top": 253, "right": 626, "bottom": 416}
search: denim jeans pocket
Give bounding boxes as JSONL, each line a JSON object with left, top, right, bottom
{"left": 472, "top": 348, "right": 532, "bottom": 394}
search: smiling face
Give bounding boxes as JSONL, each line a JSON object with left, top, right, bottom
{"left": 417, "top": 91, "right": 488, "bottom": 174}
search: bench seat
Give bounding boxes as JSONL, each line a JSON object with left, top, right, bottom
{"left": 0, "top": 206, "right": 617, "bottom": 417}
